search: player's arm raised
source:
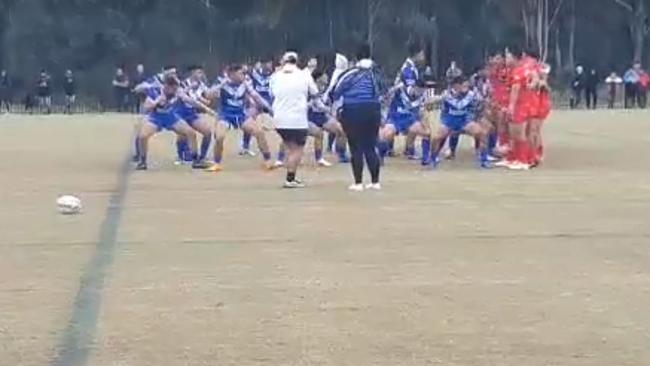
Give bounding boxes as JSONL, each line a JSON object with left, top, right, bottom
{"left": 142, "top": 94, "right": 165, "bottom": 113}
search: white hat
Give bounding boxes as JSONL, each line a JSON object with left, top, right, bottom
{"left": 281, "top": 51, "right": 299, "bottom": 64}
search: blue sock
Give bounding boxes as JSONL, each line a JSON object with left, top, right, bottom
{"left": 133, "top": 136, "right": 140, "bottom": 158}
{"left": 199, "top": 135, "right": 211, "bottom": 160}
{"left": 421, "top": 138, "right": 431, "bottom": 165}
{"left": 242, "top": 133, "right": 251, "bottom": 150}
{"left": 488, "top": 132, "right": 497, "bottom": 153}
{"left": 449, "top": 134, "right": 460, "bottom": 156}
{"left": 314, "top": 149, "right": 323, "bottom": 161}
{"left": 176, "top": 139, "right": 187, "bottom": 161}
{"left": 388, "top": 140, "right": 395, "bottom": 155}
{"left": 478, "top": 148, "right": 489, "bottom": 166}
{"left": 336, "top": 145, "right": 349, "bottom": 162}
{"left": 262, "top": 151, "right": 271, "bottom": 161}
{"left": 326, "top": 133, "right": 335, "bottom": 152}
{"left": 277, "top": 150, "right": 286, "bottom": 162}
{"left": 431, "top": 147, "right": 441, "bottom": 166}
{"left": 214, "top": 155, "right": 222, "bottom": 164}
{"left": 378, "top": 140, "right": 390, "bottom": 158}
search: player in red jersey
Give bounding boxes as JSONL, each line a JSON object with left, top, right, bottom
{"left": 497, "top": 46, "right": 538, "bottom": 170}
{"left": 528, "top": 61, "right": 552, "bottom": 166}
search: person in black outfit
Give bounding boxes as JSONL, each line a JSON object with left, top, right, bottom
{"left": 0, "top": 69, "right": 11, "bottom": 113}
{"left": 112, "top": 67, "right": 130, "bottom": 112}
{"left": 570, "top": 65, "right": 586, "bottom": 109}
{"left": 585, "top": 68, "right": 599, "bottom": 109}
{"left": 329, "top": 44, "right": 384, "bottom": 191}
{"left": 63, "top": 70, "right": 76, "bottom": 114}
{"left": 37, "top": 69, "right": 52, "bottom": 114}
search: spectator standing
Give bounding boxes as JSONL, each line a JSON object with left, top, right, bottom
{"left": 623, "top": 63, "right": 640, "bottom": 108}
{"left": 605, "top": 71, "right": 623, "bottom": 109}
{"left": 133, "top": 64, "right": 146, "bottom": 113}
{"left": 37, "top": 69, "right": 52, "bottom": 114}
{"left": 0, "top": 69, "right": 11, "bottom": 114}
{"left": 63, "top": 70, "right": 76, "bottom": 114}
{"left": 638, "top": 68, "right": 650, "bottom": 108}
{"left": 570, "top": 65, "right": 586, "bottom": 109}
{"left": 585, "top": 68, "right": 599, "bottom": 109}
{"left": 112, "top": 67, "right": 130, "bottom": 112}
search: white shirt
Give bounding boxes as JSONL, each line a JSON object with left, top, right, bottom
{"left": 605, "top": 76, "right": 623, "bottom": 84}
{"left": 270, "top": 64, "right": 318, "bottom": 129}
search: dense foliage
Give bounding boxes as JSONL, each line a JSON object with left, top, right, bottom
{"left": 0, "top": 0, "right": 648, "bottom": 101}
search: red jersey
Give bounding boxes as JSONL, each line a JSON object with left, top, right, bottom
{"left": 490, "top": 64, "right": 512, "bottom": 107}
{"left": 510, "top": 57, "right": 538, "bottom": 123}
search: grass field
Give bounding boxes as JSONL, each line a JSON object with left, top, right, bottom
{"left": 1, "top": 110, "right": 650, "bottom": 366}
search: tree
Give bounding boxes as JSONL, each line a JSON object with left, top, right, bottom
{"left": 612, "top": 0, "right": 649, "bottom": 63}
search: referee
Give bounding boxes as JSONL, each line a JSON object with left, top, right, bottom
{"left": 270, "top": 51, "right": 319, "bottom": 188}
{"left": 330, "top": 44, "right": 385, "bottom": 191}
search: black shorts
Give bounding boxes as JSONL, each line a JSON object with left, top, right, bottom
{"left": 276, "top": 128, "right": 308, "bottom": 146}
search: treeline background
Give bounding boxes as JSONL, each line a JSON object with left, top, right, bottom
{"left": 0, "top": 0, "right": 648, "bottom": 104}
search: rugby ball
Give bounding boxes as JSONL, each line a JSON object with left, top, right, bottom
{"left": 56, "top": 195, "right": 82, "bottom": 215}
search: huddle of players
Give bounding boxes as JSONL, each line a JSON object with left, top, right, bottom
{"left": 131, "top": 57, "right": 349, "bottom": 171}
{"left": 380, "top": 43, "right": 552, "bottom": 171}
{"left": 132, "top": 43, "right": 551, "bottom": 173}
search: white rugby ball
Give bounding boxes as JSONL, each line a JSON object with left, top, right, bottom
{"left": 56, "top": 195, "right": 82, "bottom": 215}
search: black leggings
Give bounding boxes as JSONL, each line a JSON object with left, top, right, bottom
{"left": 341, "top": 103, "right": 381, "bottom": 185}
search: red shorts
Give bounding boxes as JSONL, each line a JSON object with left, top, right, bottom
{"left": 530, "top": 94, "right": 551, "bottom": 120}
{"left": 512, "top": 100, "right": 535, "bottom": 124}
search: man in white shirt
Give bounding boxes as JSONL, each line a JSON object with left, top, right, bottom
{"left": 270, "top": 51, "right": 319, "bottom": 188}
{"left": 605, "top": 71, "right": 623, "bottom": 109}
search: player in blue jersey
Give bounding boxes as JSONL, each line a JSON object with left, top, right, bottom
{"left": 175, "top": 65, "right": 216, "bottom": 163}
{"left": 378, "top": 79, "right": 432, "bottom": 165}
{"left": 395, "top": 41, "right": 426, "bottom": 88}
{"left": 444, "top": 67, "right": 496, "bottom": 161}
{"left": 428, "top": 76, "right": 491, "bottom": 169}
{"left": 131, "top": 65, "right": 178, "bottom": 162}
{"left": 246, "top": 56, "right": 275, "bottom": 156}
{"left": 135, "top": 75, "right": 212, "bottom": 171}
{"left": 205, "top": 63, "right": 274, "bottom": 172}
{"left": 383, "top": 41, "right": 426, "bottom": 157}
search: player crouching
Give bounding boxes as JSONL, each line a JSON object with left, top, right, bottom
{"left": 428, "top": 76, "right": 491, "bottom": 169}
{"left": 378, "top": 79, "right": 432, "bottom": 166}
{"left": 135, "top": 75, "right": 212, "bottom": 171}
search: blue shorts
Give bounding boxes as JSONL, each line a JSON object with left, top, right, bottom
{"left": 387, "top": 113, "right": 417, "bottom": 135}
{"left": 147, "top": 113, "right": 180, "bottom": 131}
{"left": 442, "top": 115, "right": 473, "bottom": 133}
{"left": 175, "top": 106, "right": 200, "bottom": 125}
{"left": 220, "top": 112, "right": 246, "bottom": 128}
{"left": 308, "top": 111, "right": 328, "bottom": 128}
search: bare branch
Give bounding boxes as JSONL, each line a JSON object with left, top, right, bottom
{"left": 549, "top": 0, "right": 566, "bottom": 28}
{"left": 613, "top": 0, "right": 634, "bottom": 12}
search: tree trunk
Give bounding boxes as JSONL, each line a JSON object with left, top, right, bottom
{"left": 429, "top": 16, "right": 439, "bottom": 76}
{"left": 632, "top": 0, "right": 646, "bottom": 63}
{"left": 327, "top": 0, "right": 334, "bottom": 49}
{"left": 554, "top": 27, "right": 562, "bottom": 71}
{"left": 567, "top": 0, "right": 576, "bottom": 70}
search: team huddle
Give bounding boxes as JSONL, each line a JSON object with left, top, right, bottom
{"left": 130, "top": 43, "right": 552, "bottom": 180}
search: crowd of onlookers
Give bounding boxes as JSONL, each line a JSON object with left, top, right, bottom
{"left": 570, "top": 62, "right": 650, "bottom": 110}
{"left": 0, "top": 65, "right": 147, "bottom": 114}
{"left": 0, "top": 68, "right": 77, "bottom": 114}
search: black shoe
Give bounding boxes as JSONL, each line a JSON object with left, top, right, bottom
{"left": 192, "top": 160, "right": 212, "bottom": 169}
{"left": 131, "top": 154, "right": 140, "bottom": 163}
{"left": 135, "top": 161, "right": 147, "bottom": 170}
